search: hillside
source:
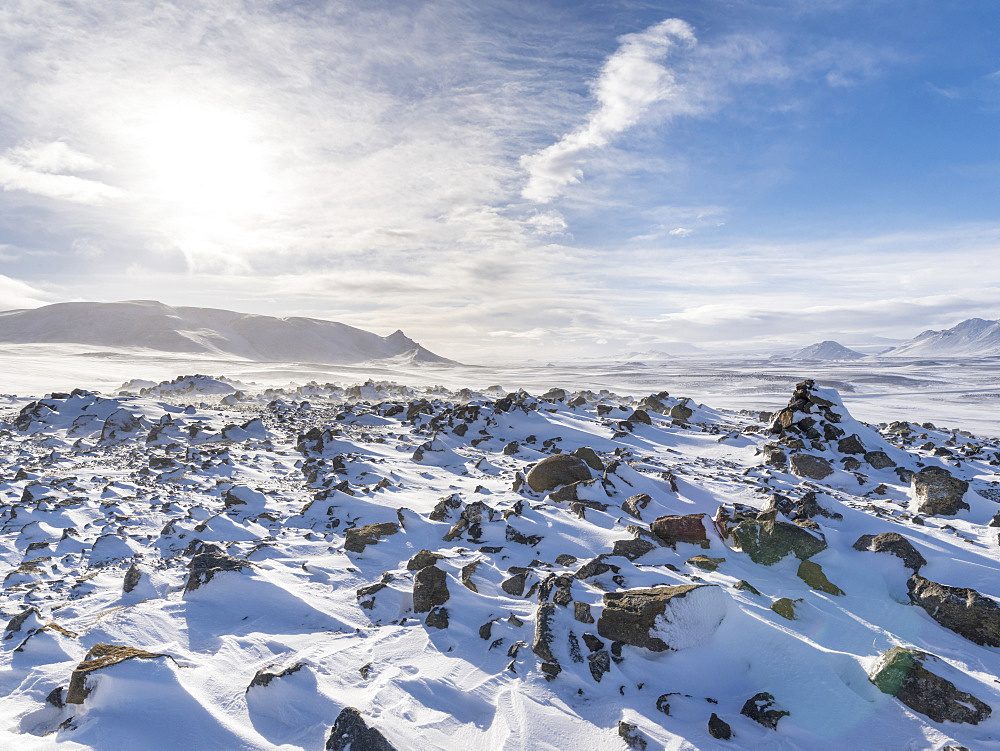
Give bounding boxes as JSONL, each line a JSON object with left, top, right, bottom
{"left": 887, "top": 318, "right": 1000, "bottom": 358}
{"left": 0, "top": 301, "right": 455, "bottom": 365}
{"left": 786, "top": 340, "right": 865, "bottom": 361}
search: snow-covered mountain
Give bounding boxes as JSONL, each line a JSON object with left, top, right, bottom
{"left": 887, "top": 318, "right": 1000, "bottom": 358}
{"left": 786, "top": 340, "right": 865, "bottom": 361}
{"left": 0, "top": 300, "right": 456, "bottom": 364}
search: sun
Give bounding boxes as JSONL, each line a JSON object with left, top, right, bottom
{"left": 139, "top": 99, "right": 271, "bottom": 228}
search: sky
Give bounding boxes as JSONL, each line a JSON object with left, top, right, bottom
{"left": 0, "top": 0, "right": 998, "bottom": 362}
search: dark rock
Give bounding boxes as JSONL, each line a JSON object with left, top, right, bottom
{"left": 911, "top": 467, "right": 969, "bottom": 516}
{"left": 708, "top": 712, "right": 732, "bottom": 740}
{"left": 770, "top": 598, "right": 799, "bottom": 620}
{"left": 326, "top": 706, "right": 397, "bottom": 751}
{"left": 574, "top": 556, "right": 619, "bottom": 580}
{"left": 622, "top": 493, "right": 651, "bottom": 518}
{"left": 555, "top": 554, "right": 577, "bottom": 566}
{"left": 502, "top": 441, "right": 519, "bottom": 455}
{"left": 629, "top": 409, "right": 652, "bottom": 425}
{"left": 67, "top": 644, "right": 169, "bottom": 704}
{"left": 501, "top": 570, "right": 529, "bottom": 597}
{"left": 865, "top": 451, "right": 896, "bottom": 469}
{"left": 789, "top": 453, "right": 833, "bottom": 480}
{"left": 123, "top": 563, "right": 142, "bottom": 593}
{"left": 406, "top": 549, "right": 446, "bottom": 570}
{"left": 837, "top": 434, "right": 866, "bottom": 454}
{"left": 722, "top": 510, "right": 827, "bottom": 566}
{"left": 344, "top": 522, "right": 399, "bottom": 553}
{"left": 796, "top": 560, "right": 844, "bottom": 595}
{"left": 574, "top": 601, "right": 594, "bottom": 623}
{"left": 184, "top": 551, "right": 249, "bottom": 592}
{"left": 247, "top": 662, "right": 305, "bottom": 691}
{"left": 852, "top": 532, "right": 926, "bottom": 572}
{"left": 670, "top": 402, "right": 694, "bottom": 422}
{"left": 762, "top": 444, "right": 787, "bottom": 466}
{"left": 733, "top": 580, "right": 761, "bottom": 596}
{"left": 869, "top": 647, "right": 991, "bottom": 725}
{"left": 526, "top": 454, "right": 592, "bottom": 493}
{"left": 740, "top": 692, "right": 788, "bottom": 730}
{"left": 532, "top": 602, "right": 558, "bottom": 663}
{"left": 572, "top": 446, "right": 604, "bottom": 472}
{"left": 425, "top": 606, "right": 449, "bottom": 629}
{"left": 612, "top": 537, "right": 656, "bottom": 561}
{"left": 618, "top": 721, "right": 647, "bottom": 750}
{"left": 908, "top": 574, "right": 1000, "bottom": 646}
{"left": 597, "top": 585, "right": 724, "bottom": 652}
{"left": 687, "top": 555, "right": 724, "bottom": 572}
{"left": 587, "top": 650, "right": 610, "bottom": 682}
{"left": 650, "top": 514, "right": 709, "bottom": 548}
{"left": 429, "top": 494, "right": 461, "bottom": 521}
{"left": 413, "top": 565, "right": 450, "bottom": 613}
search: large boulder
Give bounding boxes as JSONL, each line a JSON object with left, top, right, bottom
{"left": 852, "top": 532, "right": 926, "bottom": 572}
{"left": 650, "top": 514, "right": 709, "bottom": 548}
{"left": 869, "top": 647, "right": 991, "bottom": 724}
{"left": 789, "top": 453, "right": 833, "bottom": 480}
{"left": 66, "top": 644, "right": 170, "bottom": 704}
{"left": 720, "top": 509, "right": 827, "bottom": 566}
{"left": 326, "top": 707, "right": 397, "bottom": 751}
{"left": 911, "top": 467, "right": 969, "bottom": 516}
{"left": 184, "top": 550, "right": 250, "bottom": 592}
{"left": 526, "top": 454, "right": 592, "bottom": 493}
{"left": 413, "top": 565, "right": 450, "bottom": 613}
{"left": 344, "top": 522, "right": 399, "bottom": 553}
{"left": 597, "top": 585, "right": 727, "bottom": 652}
{"left": 907, "top": 574, "right": 1000, "bottom": 647}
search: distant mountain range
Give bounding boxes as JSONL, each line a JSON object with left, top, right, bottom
{"left": 786, "top": 340, "right": 866, "bottom": 361}
{"left": 885, "top": 318, "right": 1000, "bottom": 358}
{"left": 0, "top": 301, "right": 456, "bottom": 365}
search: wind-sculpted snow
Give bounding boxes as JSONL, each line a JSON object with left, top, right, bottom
{"left": 2, "top": 378, "right": 1000, "bottom": 748}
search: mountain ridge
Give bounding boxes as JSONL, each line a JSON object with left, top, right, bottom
{"left": 0, "top": 300, "right": 456, "bottom": 365}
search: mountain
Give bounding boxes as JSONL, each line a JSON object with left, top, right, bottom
{"left": 887, "top": 318, "right": 1000, "bottom": 358}
{"left": 786, "top": 340, "right": 866, "bottom": 361}
{"left": 0, "top": 300, "right": 456, "bottom": 364}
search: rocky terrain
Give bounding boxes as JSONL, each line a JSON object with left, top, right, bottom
{"left": 2, "top": 373, "right": 1000, "bottom": 749}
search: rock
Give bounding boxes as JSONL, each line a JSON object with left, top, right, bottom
{"left": 670, "top": 402, "right": 694, "bottom": 421}
{"left": 526, "top": 454, "right": 592, "bottom": 493}
{"left": 852, "top": 532, "right": 926, "bottom": 572}
{"left": 101, "top": 408, "right": 142, "bottom": 442}
{"left": 724, "top": 510, "right": 827, "bottom": 566}
{"left": 865, "top": 451, "right": 896, "bottom": 469}
{"left": 629, "top": 409, "right": 652, "bottom": 425}
{"left": 597, "top": 585, "right": 727, "bottom": 652}
{"left": 407, "top": 549, "right": 446, "bottom": 570}
{"left": 770, "top": 598, "right": 799, "bottom": 620}
{"left": 503, "top": 441, "right": 519, "bottom": 455}
{"left": 184, "top": 550, "right": 249, "bottom": 592}
{"left": 911, "top": 467, "right": 969, "bottom": 516}
{"left": 789, "top": 453, "right": 833, "bottom": 480}
{"left": 425, "top": 606, "right": 449, "bottom": 629}
{"left": 460, "top": 560, "right": 481, "bottom": 592}
{"left": 763, "top": 444, "right": 787, "bottom": 466}
{"left": 796, "top": 560, "right": 844, "bottom": 595}
{"left": 687, "top": 555, "right": 724, "bottom": 572}
{"left": 740, "top": 692, "right": 788, "bottom": 730}
{"left": 734, "top": 580, "right": 761, "bottom": 596}
{"left": 650, "top": 514, "right": 709, "bottom": 548}
{"left": 907, "top": 574, "right": 1000, "bottom": 646}
{"left": 587, "top": 650, "right": 610, "bottom": 682}
{"left": 612, "top": 537, "right": 656, "bottom": 561}
{"left": 123, "top": 563, "right": 144, "bottom": 593}
{"left": 413, "top": 565, "right": 450, "bottom": 613}
{"left": 574, "top": 556, "right": 619, "bottom": 580}
{"left": 326, "top": 706, "right": 397, "bottom": 751}
{"left": 622, "top": 493, "right": 651, "bottom": 518}
{"left": 708, "top": 713, "right": 732, "bottom": 740}
{"left": 618, "top": 721, "right": 647, "bottom": 750}
{"left": 574, "top": 601, "right": 594, "bottom": 623}
{"left": 837, "top": 434, "right": 866, "bottom": 454}
{"left": 247, "top": 662, "right": 305, "bottom": 691}
{"left": 66, "top": 644, "right": 169, "bottom": 704}
{"left": 532, "top": 602, "right": 558, "bottom": 663}
{"left": 869, "top": 647, "right": 991, "bottom": 725}
{"left": 5, "top": 607, "right": 43, "bottom": 639}
{"left": 572, "top": 446, "right": 604, "bottom": 472}
{"left": 344, "top": 522, "right": 399, "bottom": 553}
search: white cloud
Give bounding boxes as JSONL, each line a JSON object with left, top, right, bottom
{"left": 668, "top": 227, "right": 692, "bottom": 236}
{"left": 0, "top": 141, "right": 122, "bottom": 204}
{"left": 0, "top": 275, "right": 51, "bottom": 311}
{"left": 520, "top": 19, "right": 697, "bottom": 203}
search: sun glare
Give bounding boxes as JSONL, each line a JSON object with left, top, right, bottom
{"left": 140, "top": 100, "right": 271, "bottom": 225}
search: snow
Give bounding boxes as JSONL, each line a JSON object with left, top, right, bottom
{"left": 2, "top": 353, "right": 1000, "bottom": 749}
{"left": 784, "top": 340, "right": 866, "bottom": 361}
{"left": 887, "top": 318, "right": 1000, "bottom": 358}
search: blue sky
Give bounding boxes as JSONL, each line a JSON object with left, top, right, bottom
{"left": 0, "top": 0, "right": 997, "bottom": 360}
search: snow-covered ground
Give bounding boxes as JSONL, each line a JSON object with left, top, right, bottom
{"left": 2, "top": 354, "right": 1000, "bottom": 749}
